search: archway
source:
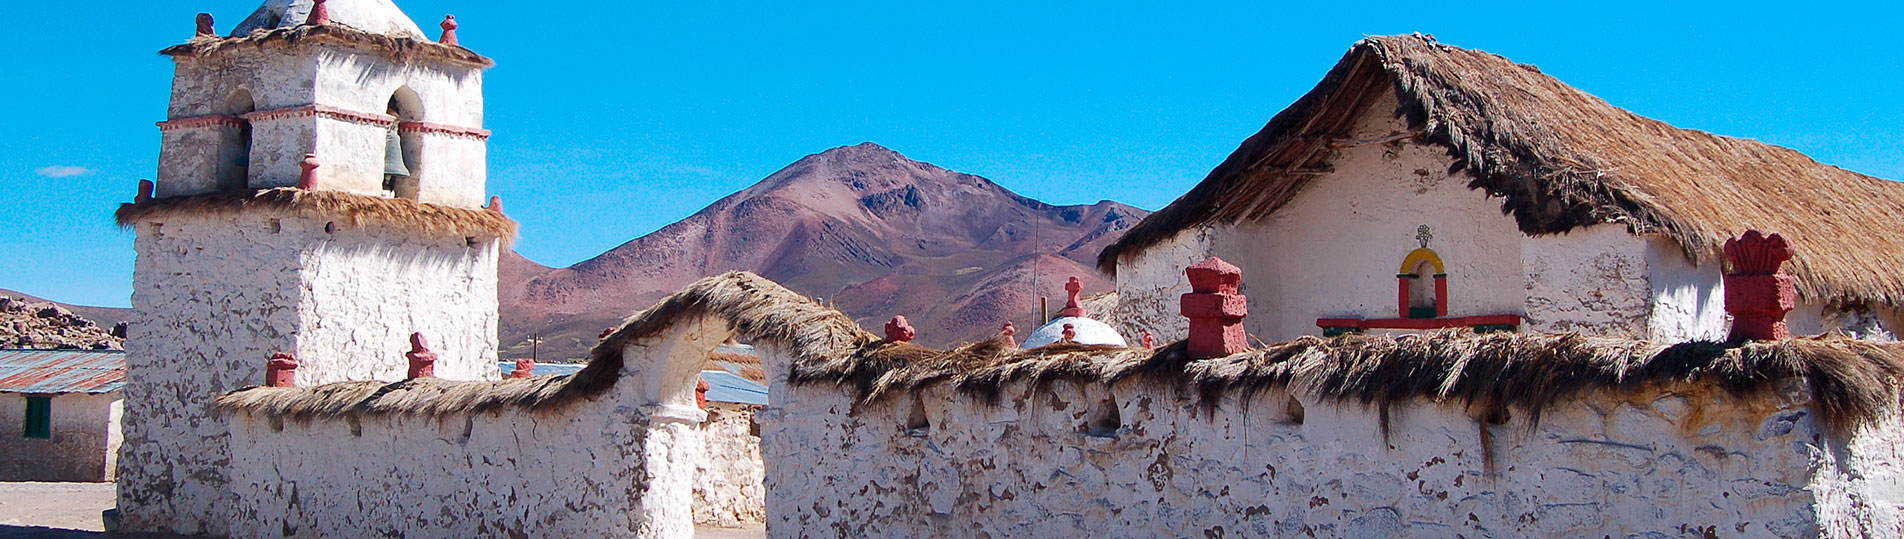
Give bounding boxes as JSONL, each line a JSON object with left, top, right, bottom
{"left": 383, "top": 87, "right": 424, "bottom": 199}
{"left": 220, "top": 90, "right": 254, "bottom": 192}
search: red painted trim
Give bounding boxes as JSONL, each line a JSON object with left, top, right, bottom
{"left": 399, "top": 120, "right": 491, "bottom": 139}
{"left": 1434, "top": 276, "right": 1449, "bottom": 317}
{"left": 1396, "top": 276, "right": 1411, "bottom": 318}
{"left": 1316, "top": 314, "right": 1522, "bottom": 330}
{"left": 244, "top": 104, "right": 397, "bottom": 128}
{"left": 156, "top": 114, "right": 246, "bottom": 131}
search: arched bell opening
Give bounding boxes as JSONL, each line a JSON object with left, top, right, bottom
{"left": 383, "top": 86, "right": 424, "bottom": 199}
{"left": 219, "top": 89, "right": 255, "bottom": 193}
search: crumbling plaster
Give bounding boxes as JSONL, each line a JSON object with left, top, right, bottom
{"left": 697, "top": 402, "right": 768, "bottom": 527}
{"left": 761, "top": 371, "right": 1903, "bottom": 537}
{"left": 118, "top": 212, "right": 498, "bottom": 536}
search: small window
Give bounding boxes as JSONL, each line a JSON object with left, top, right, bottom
{"left": 23, "top": 396, "right": 50, "bottom": 439}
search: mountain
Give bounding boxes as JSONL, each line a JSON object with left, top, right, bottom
{"left": 501, "top": 143, "right": 1147, "bottom": 360}
{"left": 0, "top": 291, "right": 125, "bottom": 350}
{"left": 0, "top": 289, "right": 130, "bottom": 330}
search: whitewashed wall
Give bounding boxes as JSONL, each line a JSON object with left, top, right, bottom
{"left": 761, "top": 371, "right": 1903, "bottom": 537}
{"left": 119, "top": 212, "right": 498, "bottom": 536}
{"left": 0, "top": 392, "right": 121, "bottom": 482}
{"left": 696, "top": 402, "right": 767, "bottom": 527}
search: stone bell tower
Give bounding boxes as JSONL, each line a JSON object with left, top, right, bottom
{"left": 115, "top": 0, "right": 506, "bottom": 534}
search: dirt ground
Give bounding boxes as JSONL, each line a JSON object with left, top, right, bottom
{"left": 0, "top": 481, "right": 764, "bottom": 538}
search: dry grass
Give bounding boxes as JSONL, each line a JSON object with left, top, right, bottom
{"left": 218, "top": 272, "right": 1904, "bottom": 433}
{"left": 116, "top": 188, "right": 517, "bottom": 241}
{"left": 1098, "top": 34, "right": 1904, "bottom": 308}
{"left": 162, "top": 24, "right": 493, "bottom": 67}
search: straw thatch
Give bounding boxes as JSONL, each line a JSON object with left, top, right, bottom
{"left": 216, "top": 272, "right": 1904, "bottom": 433}
{"left": 161, "top": 24, "right": 493, "bottom": 68}
{"left": 218, "top": 271, "right": 873, "bottom": 418}
{"left": 1097, "top": 34, "right": 1904, "bottom": 308}
{"left": 116, "top": 188, "right": 517, "bottom": 241}
{"left": 805, "top": 330, "right": 1904, "bottom": 434}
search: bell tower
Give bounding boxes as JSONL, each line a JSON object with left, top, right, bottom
{"left": 116, "top": 1, "right": 507, "bottom": 534}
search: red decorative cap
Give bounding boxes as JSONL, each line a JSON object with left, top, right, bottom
{"left": 884, "top": 315, "right": 916, "bottom": 342}
{"left": 136, "top": 179, "right": 155, "bottom": 203}
{"left": 196, "top": 13, "right": 215, "bottom": 36}
{"left": 696, "top": 377, "right": 711, "bottom": 408}
{"left": 1141, "top": 331, "right": 1155, "bottom": 349}
{"left": 439, "top": 15, "right": 459, "bottom": 46}
{"left": 599, "top": 327, "right": 616, "bottom": 340}
{"left": 1058, "top": 277, "right": 1087, "bottom": 317}
{"left": 1186, "top": 257, "right": 1242, "bottom": 294}
{"left": 486, "top": 195, "right": 504, "bottom": 213}
{"left": 297, "top": 154, "right": 320, "bottom": 189}
{"left": 1724, "top": 230, "right": 1794, "bottom": 275}
{"left": 405, "top": 332, "right": 438, "bottom": 379}
{"left": 266, "top": 352, "right": 299, "bottom": 387}
{"left": 1061, "top": 323, "right": 1078, "bottom": 343}
{"left": 510, "top": 358, "right": 535, "bottom": 379}
{"left": 306, "top": 0, "right": 330, "bottom": 26}
{"left": 1000, "top": 321, "right": 1017, "bottom": 348}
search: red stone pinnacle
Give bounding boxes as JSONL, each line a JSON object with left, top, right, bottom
{"left": 1000, "top": 321, "right": 1017, "bottom": 348}
{"left": 1141, "top": 331, "right": 1155, "bottom": 349}
{"left": 266, "top": 353, "right": 299, "bottom": 387}
{"left": 306, "top": 0, "right": 330, "bottom": 26}
{"left": 510, "top": 358, "right": 535, "bottom": 379}
{"left": 297, "top": 154, "right": 320, "bottom": 189}
{"left": 1724, "top": 230, "right": 1797, "bottom": 341}
{"left": 696, "top": 378, "right": 710, "bottom": 408}
{"left": 136, "top": 179, "right": 154, "bottom": 203}
{"left": 486, "top": 195, "right": 504, "bottom": 213}
{"left": 196, "top": 13, "right": 215, "bottom": 36}
{"left": 599, "top": 327, "right": 616, "bottom": 340}
{"left": 884, "top": 315, "right": 915, "bottom": 342}
{"left": 405, "top": 332, "right": 438, "bottom": 379}
{"left": 1061, "top": 323, "right": 1077, "bottom": 343}
{"left": 1181, "top": 256, "right": 1249, "bottom": 359}
{"left": 1058, "top": 277, "right": 1087, "bottom": 317}
{"left": 439, "top": 15, "right": 459, "bottom": 46}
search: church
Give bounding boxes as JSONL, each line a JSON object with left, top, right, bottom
{"left": 111, "top": 1, "right": 1904, "bottom": 537}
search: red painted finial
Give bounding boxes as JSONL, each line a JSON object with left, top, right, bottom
{"left": 1141, "top": 331, "right": 1155, "bottom": 349}
{"left": 1058, "top": 277, "right": 1086, "bottom": 318}
{"left": 696, "top": 377, "right": 710, "bottom": 408}
{"left": 439, "top": 15, "right": 459, "bottom": 46}
{"left": 1724, "top": 230, "right": 1797, "bottom": 341}
{"left": 884, "top": 315, "right": 916, "bottom": 342}
{"left": 405, "top": 332, "right": 437, "bottom": 379}
{"left": 1001, "top": 321, "right": 1017, "bottom": 348}
{"left": 1182, "top": 256, "right": 1249, "bottom": 359}
{"left": 486, "top": 195, "right": 503, "bottom": 213}
{"left": 510, "top": 357, "right": 535, "bottom": 379}
{"left": 1061, "top": 323, "right": 1077, "bottom": 343}
{"left": 266, "top": 352, "right": 299, "bottom": 387}
{"left": 195, "top": 13, "right": 215, "bottom": 36}
{"left": 136, "top": 179, "right": 154, "bottom": 203}
{"left": 297, "top": 154, "right": 320, "bottom": 189}
{"left": 306, "top": 0, "right": 330, "bottom": 26}
{"left": 599, "top": 327, "right": 616, "bottom": 340}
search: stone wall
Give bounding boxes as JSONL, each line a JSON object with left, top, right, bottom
{"left": 761, "top": 369, "right": 1904, "bottom": 537}
{"left": 696, "top": 402, "right": 767, "bottom": 527}
{"left": 119, "top": 212, "right": 499, "bottom": 535}
{"left": 0, "top": 392, "right": 120, "bottom": 482}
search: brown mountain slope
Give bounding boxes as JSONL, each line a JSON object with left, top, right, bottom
{"left": 501, "top": 143, "right": 1147, "bottom": 360}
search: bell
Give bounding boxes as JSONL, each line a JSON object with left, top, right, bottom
{"left": 382, "top": 128, "right": 411, "bottom": 177}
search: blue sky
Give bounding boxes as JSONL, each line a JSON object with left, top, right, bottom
{"left": 0, "top": 1, "right": 1898, "bottom": 307}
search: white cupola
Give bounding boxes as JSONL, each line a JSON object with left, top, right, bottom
{"left": 1021, "top": 277, "right": 1129, "bottom": 348}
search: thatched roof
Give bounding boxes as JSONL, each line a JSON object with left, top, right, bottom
{"left": 216, "top": 272, "right": 1904, "bottom": 432}
{"left": 116, "top": 188, "right": 517, "bottom": 241}
{"left": 1097, "top": 35, "right": 1904, "bottom": 307}
{"left": 161, "top": 23, "right": 493, "bottom": 68}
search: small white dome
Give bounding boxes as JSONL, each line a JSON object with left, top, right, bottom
{"left": 232, "top": 0, "right": 429, "bottom": 39}
{"left": 1020, "top": 316, "right": 1127, "bottom": 349}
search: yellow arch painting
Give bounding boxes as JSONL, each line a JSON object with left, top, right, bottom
{"left": 1398, "top": 248, "right": 1445, "bottom": 275}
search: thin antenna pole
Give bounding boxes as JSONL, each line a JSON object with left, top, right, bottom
{"left": 531, "top": 332, "right": 538, "bottom": 363}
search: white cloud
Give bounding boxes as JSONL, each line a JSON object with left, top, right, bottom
{"left": 35, "top": 165, "right": 93, "bottom": 178}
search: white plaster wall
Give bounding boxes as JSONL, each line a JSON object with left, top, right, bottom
{"left": 119, "top": 212, "right": 498, "bottom": 535}
{"left": 312, "top": 47, "right": 487, "bottom": 207}
{"left": 1209, "top": 91, "right": 1525, "bottom": 342}
{"left": 696, "top": 402, "right": 767, "bottom": 527}
{"left": 763, "top": 372, "right": 1884, "bottom": 537}
{"left": 1520, "top": 225, "right": 1654, "bottom": 337}
{"left": 292, "top": 217, "right": 501, "bottom": 384}
{"left": 1108, "top": 225, "right": 1214, "bottom": 343}
{"left": 0, "top": 392, "right": 120, "bottom": 482}
{"left": 1640, "top": 235, "right": 1730, "bottom": 341}
{"left": 162, "top": 51, "right": 320, "bottom": 197}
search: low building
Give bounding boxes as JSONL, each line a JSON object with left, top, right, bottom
{"left": 0, "top": 349, "right": 126, "bottom": 482}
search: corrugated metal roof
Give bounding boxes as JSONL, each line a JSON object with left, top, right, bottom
{"left": 0, "top": 349, "right": 126, "bottom": 394}
{"left": 701, "top": 370, "right": 768, "bottom": 406}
